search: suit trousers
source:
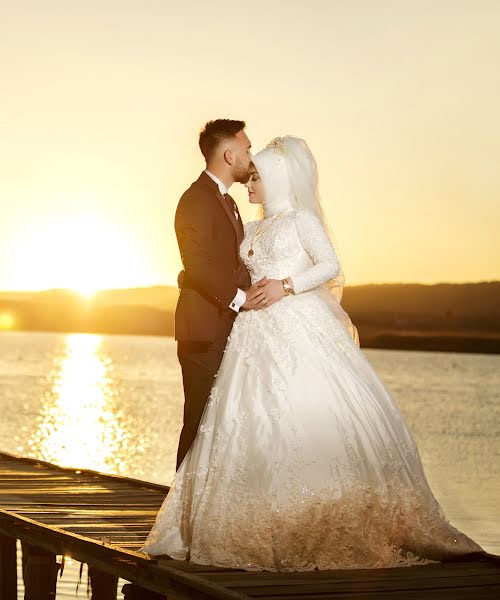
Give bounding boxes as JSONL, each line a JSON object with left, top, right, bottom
{"left": 176, "top": 336, "right": 228, "bottom": 469}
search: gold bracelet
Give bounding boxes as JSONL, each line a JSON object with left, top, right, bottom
{"left": 282, "top": 279, "right": 294, "bottom": 295}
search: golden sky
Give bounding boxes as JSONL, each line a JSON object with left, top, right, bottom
{"left": 1, "top": 0, "right": 499, "bottom": 293}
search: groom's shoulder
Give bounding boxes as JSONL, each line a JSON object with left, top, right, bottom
{"left": 175, "top": 172, "right": 218, "bottom": 225}
{"left": 178, "top": 172, "right": 216, "bottom": 205}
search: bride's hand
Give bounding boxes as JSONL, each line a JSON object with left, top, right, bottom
{"left": 258, "top": 279, "right": 286, "bottom": 308}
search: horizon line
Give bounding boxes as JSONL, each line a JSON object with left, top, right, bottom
{"left": 0, "top": 279, "right": 498, "bottom": 296}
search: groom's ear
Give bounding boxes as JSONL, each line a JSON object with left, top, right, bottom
{"left": 223, "top": 148, "right": 233, "bottom": 166}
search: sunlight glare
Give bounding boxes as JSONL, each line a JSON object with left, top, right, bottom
{"left": 13, "top": 214, "right": 145, "bottom": 293}
{"left": 28, "top": 333, "right": 129, "bottom": 472}
{"left": 0, "top": 312, "right": 16, "bottom": 329}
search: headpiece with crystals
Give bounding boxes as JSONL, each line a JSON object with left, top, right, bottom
{"left": 265, "top": 137, "right": 286, "bottom": 155}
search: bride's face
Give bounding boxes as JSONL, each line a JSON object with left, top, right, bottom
{"left": 244, "top": 164, "right": 264, "bottom": 204}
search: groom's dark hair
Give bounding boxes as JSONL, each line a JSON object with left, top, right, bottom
{"left": 199, "top": 119, "right": 246, "bottom": 163}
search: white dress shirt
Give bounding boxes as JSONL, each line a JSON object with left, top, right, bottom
{"left": 204, "top": 170, "right": 246, "bottom": 312}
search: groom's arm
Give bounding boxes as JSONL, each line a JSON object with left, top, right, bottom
{"left": 175, "top": 194, "right": 239, "bottom": 311}
{"left": 230, "top": 288, "right": 246, "bottom": 312}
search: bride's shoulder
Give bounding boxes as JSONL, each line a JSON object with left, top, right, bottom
{"left": 292, "top": 208, "right": 321, "bottom": 225}
{"left": 291, "top": 209, "right": 327, "bottom": 237}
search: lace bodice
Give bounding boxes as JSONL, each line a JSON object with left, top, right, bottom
{"left": 241, "top": 209, "right": 340, "bottom": 295}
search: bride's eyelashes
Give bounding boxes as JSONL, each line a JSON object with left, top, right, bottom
{"left": 244, "top": 172, "right": 259, "bottom": 187}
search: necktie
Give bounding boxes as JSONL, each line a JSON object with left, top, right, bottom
{"left": 223, "top": 194, "right": 239, "bottom": 221}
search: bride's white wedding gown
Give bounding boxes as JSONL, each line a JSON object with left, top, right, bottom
{"left": 142, "top": 208, "right": 483, "bottom": 571}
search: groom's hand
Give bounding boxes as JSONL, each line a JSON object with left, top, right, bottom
{"left": 241, "top": 277, "right": 268, "bottom": 310}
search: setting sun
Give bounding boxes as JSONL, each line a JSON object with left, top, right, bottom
{"left": 11, "top": 214, "right": 146, "bottom": 294}
{"left": 0, "top": 312, "right": 16, "bottom": 330}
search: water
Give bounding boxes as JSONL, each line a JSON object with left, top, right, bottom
{"left": 1, "top": 331, "right": 499, "bottom": 597}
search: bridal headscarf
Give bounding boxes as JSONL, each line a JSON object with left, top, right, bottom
{"left": 252, "top": 136, "right": 360, "bottom": 347}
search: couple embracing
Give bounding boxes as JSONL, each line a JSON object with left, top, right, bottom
{"left": 141, "top": 119, "right": 483, "bottom": 571}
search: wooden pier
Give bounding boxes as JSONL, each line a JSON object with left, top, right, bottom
{"left": 0, "top": 451, "right": 499, "bottom": 600}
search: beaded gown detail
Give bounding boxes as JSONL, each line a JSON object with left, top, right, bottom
{"left": 141, "top": 208, "right": 483, "bottom": 571}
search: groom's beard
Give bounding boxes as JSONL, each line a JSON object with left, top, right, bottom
{"left": 232, "top": 160, "right": 250, "bottom": 184}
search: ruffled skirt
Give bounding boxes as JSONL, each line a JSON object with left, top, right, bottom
{"left": 141, "top": 291, "right": 483, "bottom": 571}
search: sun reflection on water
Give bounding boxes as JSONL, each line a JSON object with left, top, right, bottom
{"left": 29, "top": 333, "right": 129, "bottom": 473}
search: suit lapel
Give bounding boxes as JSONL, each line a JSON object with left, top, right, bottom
{"left": 222, "top": 192, "right": 245, "bottom": 245}
{"left": 197, "top": 172, "right": 243, "bottom": 245}
{"left": 233, "top": 198, "right": 245, "bottom": 244}
{"left": 216, "top": 190, "right": 240, "bottom": 241}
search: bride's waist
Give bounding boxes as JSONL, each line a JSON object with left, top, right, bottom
{"left": 237, "top": 288, "right": 337, "bottom": 327}
{"left": 250, "top": 269, "right": 310, "bottom": 285}
{"left": 269, "top": 287, "right": 326, "bottom": 307}
{"left": 248, "top": 258, "right": 313, "bottom": 283}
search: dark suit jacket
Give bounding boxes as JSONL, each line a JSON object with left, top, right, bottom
{"left": 174, "top": 171, "right": 251, "bottom": 342}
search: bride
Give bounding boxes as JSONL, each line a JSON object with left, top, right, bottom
{"left": 141, "top": 136, "right": 484, "bottom": 571}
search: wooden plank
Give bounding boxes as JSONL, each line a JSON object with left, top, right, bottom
{"left": 88, "top": 566, "right": 118, "bottom": 600}
{"left": 224, "top": 576, "right": 500, "bottom": 595}
{"left": 0, "top": 451, "right": 169, "bottom": 492}
{"left": 0, "top": 502, "right": 162, "bottom": 508}
{"left": 1, "top": 451, "right": 500, "bottom": 600}
{"left": 241, "top": 589, "right": 500, "bottom": 600}
{"left": 0, "top": 511, "right": 247, "bottom": 600}
{"left": 0, "top": 533, "right": 17, "bottom": 600}
{"left": 21, "top": 541, "right": 59, "bottom": 600}
{"left": 0, "top": 515, "right": 155, "bottom": 520}
{"left": 202, "top": 558, "right": 500, "bottom": 586}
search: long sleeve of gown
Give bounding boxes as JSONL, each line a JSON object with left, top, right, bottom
{"left": 289, "top": 209, "right": 341, "bottom": 295}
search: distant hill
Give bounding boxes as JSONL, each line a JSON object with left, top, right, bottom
{"left": 1, "top": 282, "right": 499, "bottom": 353}
{"left": 0, "top": 286, "right": 179, "bottom": 311}
{"left": 342, "top": 281, "right": 500, "bottom": 330}
{"left": 0, "top": 287, "right": 177, "bottom": 336}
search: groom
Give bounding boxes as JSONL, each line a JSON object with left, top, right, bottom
{"left": 174, "top": 119, "right": 267, "bottom": 469}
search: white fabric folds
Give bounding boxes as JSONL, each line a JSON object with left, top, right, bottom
{"left": 141, "top": 208, "right": 483, "bottom": 571}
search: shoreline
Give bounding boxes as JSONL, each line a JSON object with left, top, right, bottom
{"left": 361, "top": 332, "right": 500, "bottom": 354}
{"left": 1, "top": 328, "right": 499, "bottom": 354}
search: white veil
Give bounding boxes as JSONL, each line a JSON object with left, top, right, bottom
{"left": 253, "top": 136, "right": 360, "bottom": 347}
